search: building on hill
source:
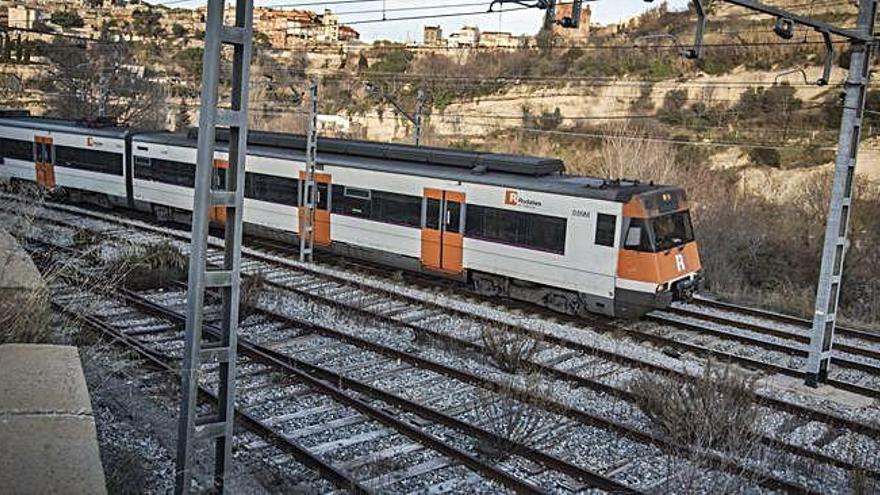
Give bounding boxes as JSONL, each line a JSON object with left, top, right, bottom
{"left": 423, "top": 25, "right": 442, "bottom": 46}
{"left": 448, "top": 25, "right": 479, "bottom": 47}
{"left": 479, "top": 31, "right": 521, "bottom": 49}
{"left": 315, "top": 9, "right": 339, "bottom": 43}
{"left": 7, "top": 5, "right": 46, "bottom": 30}
{"left": 338, "top": 25, "right": 359, "bottom": 42}
{"left": 551, "top": 1, "right": 590, "bottom": 44}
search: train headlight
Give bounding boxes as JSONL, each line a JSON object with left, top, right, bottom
{"left": 656, "top": 283, "right": 667, "bottom": 293}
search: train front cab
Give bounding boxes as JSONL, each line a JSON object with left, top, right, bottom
{"left": 614, "top": 189, "right": 703, "bottom": 319}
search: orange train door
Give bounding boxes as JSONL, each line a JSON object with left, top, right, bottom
{"left": 34, "top": 136, "right": 55, "bottom": 189}
{"left": 299, "top": 171, "right": 332, "bottom": 247}
{"left": 421, "top": 189, "right": 464, "bottom": 274}
{"left": 209, "top": 159, "right": 228, "bottom": 225}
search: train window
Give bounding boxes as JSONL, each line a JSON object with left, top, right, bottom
{"left": 41, "top": 144, "right": 53, "bottom": 164}
{"left": 624, "top": 219, "right": 653, "bottom": 252}
{"left": 317, "top": 183, "right": 329, "bottom": 210}
{"left": 55, "top": 145, "right": 123, "bottom": 176}
{"left": 651, "top": 211, "right": 694, "bottom": 251}
{"left": 372, "top": 191, "right": 421, "bottom": 228}
{"left": 245, "top": 172, "right": 298, "bottom": 206}
{"left": 0, "top": 138, "right": 35, "bottom": 161}
{"left": 528, "top": 215, "right": 567, "bottom": 253}
{"left": 446, "top": 200, "right": 462, "bottom": 234}
{"left": 212, "top": 166, "right": 226, "bottom": 189}
{"left": 333, "top": 184, "right": 370, "bottom": 218}
{"left": 135, "top": 158, "right": 195, "bottom": 188}
{"left": 465, "top": 204, "right": 566, "bottom": 254}
{"left": 134, "top": 156, "right": 151, "bottom": 168}
{"left": 344, "top": 187, "right": 371, "bottom": 200}
{"left": 595, "top": 213, "right": 616, "bottom": 247}
{"left": 426, "top": 198, "right": 441, "bottom": 230}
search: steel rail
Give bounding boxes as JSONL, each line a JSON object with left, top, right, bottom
{"left": 239, "top": 291, "right": 880, "bottom": 482}
{"left": 15, "top": 198, "right": 880, "bottom": 440}
{"left": 48, "top": 301, "right": 371, "bottom": 494}
{"left": 11, "top": 200, "right": 880, "bottom": 433}
{"left": 664, "top": 306, "right": 880, "bottom": 361}
{"left": 122, "top": 285, "right": 634, "bottom": 494}
{"left": 691, "top": 297, "right": 880, "bottom": 345}
{"left": 647, "top": 313, "right": 880, "bottom": 377}
{"left": 33, "top": 250, "right": 551, "bottom": 495}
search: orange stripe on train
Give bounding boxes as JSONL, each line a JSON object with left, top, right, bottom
{"left": 617, "top": 242, "right": 702, "bottom": 284}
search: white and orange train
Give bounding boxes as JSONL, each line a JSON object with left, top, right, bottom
{"left": 0, "top": 114, "right": 703, "bottom": 318}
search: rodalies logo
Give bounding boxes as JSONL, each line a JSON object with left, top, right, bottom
{"left": 504, "top": 190, "right": 542, "bottom": 208}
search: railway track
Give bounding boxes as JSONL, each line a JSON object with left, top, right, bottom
{"left": 37, "top": 246, "right": 625, "bottom": 494}
{"left": 692, "top": 297, "right": 880, "bottom": 345}
{"left": 5, "top": 194, "right": 880, "bottom": 492}
{"left": 32, "top": 236, "right": 825, "bottom": 494}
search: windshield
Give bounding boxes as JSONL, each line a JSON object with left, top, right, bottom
{"left": 624, "top": 211, "right": 695, "bottom": 253}
{"left": 652, "top": 211, "right": 694, "bottom": 251}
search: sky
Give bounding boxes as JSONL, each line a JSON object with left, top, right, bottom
{"left": 324, "top": 0, "right": 687, "bottom": 41}
{"left": 248, "top": 0, "right": 691, "bottom": 42}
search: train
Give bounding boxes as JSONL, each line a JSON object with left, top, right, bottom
{"left": 0, "top": 114, "right": 703, "bottom": 318}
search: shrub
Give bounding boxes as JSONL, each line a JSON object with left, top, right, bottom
{"left": 480, "top": 325, "right": 543, "bottom": 374}
{"left": 629, "top": 361, "right": 761, "bottom": 453}
{"left": 748, "top": 147, "right": 782, "bottom": 167}
{"left": 111, "top": 241, "right": 188, "bottom": 290}
{"left": 475, "top": 374, "right": 553, "bottom": 458}
{"left": 50, "top": 11, "right": 84, "bottom": 29}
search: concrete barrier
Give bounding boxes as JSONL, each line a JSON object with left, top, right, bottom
{"left": 0, "top": 344, "right": 107, "bottom": 494}
{"left": 0, "top": 229, "right": 49, "bottom": 343}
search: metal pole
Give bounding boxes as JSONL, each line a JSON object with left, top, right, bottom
{"left": 175, "top": 0, "right": 254, "bottom": 490}
{"left": 300, "top": 79, "right": 319, "bottom": 262}
{"left": 414, "top": 87, "right": 425, "bottom": 146}
{"left": 805, "top": 0, "right": 876, "bottom": 387}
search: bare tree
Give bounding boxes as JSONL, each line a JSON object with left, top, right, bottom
{"left": 597, "top": 120, "right": 678, "bottom": 183}
{"left": 41, "top": 38, "right": 166, "bottom": 129}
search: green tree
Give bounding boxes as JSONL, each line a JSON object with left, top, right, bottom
{"left": 174, "top": 47, "right": 204, "bottom": 79}
{"left": 171, "top": 23, "right": 187, "bottom": 38}
{"left": 174, "top": 100, "right": 191, "bottom": 130}
{"left": 132, "top": 9, "right": 165, "bottom": 38}
{"left": 50, "top": 11, "right": 85, "bottom": 29}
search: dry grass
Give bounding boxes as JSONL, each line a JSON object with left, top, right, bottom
{"left": 0, "top": 189, "right": 51, "bottom": 343}
{"left": 0, "top": 287, "right": 50, "bottom": 344}
{"left": 630, "top": 361, "right": 761, "bottom": 454}
{"left": 109, "top": 241, "right": 188, "bottom": 290}
{"left": 480, "top": 324, "right": 544, "bottom": 374}
{"left": 239, "top": 271, "right": 267, "bottom": 320}
{"left": 476, "top": 373, "right": 555, "bottom": 459}
{"left": 72, "top": 228, "right": 105, "bottom": 248}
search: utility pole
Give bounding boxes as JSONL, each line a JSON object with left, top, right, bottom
{"left": 175, "top": 0, "right": 253, "bottom": 490}
{"left": 805, "top": 0, "right": 876, "bottom": 386}
{"left": 300, "top": 79, "right": 319, "bottom": 262}
{"left": 366, "top": 82, "right": 427, "bottom": 146}
{"left": 414, "top": 87, "right": 425, "bottom": 146}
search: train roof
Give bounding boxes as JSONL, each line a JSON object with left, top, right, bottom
{"left": 135, "top": 130, "right": 673, "bottom": 202}
{"left": 0, "top": 116, "right": 130, "bottom": 139}
{"left": 0, "top": 114, "right": 677, "bottom": 202}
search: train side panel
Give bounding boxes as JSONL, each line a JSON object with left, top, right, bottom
{"left": 0, "top": 124, "right": 37, "bottom": 182}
